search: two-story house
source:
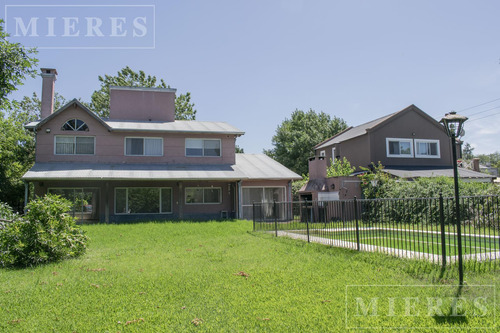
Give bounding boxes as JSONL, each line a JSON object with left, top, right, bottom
{"left": 301, "top": 104, "right": 494, "bottom": 201}
{"left": 23, "top": 68, "right": 301, "bottom": 222}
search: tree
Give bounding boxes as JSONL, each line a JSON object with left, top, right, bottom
{"left": 235, "top": 145, "right": 244, "bottom": 153}
{"left": 0, "top": 19, "right": 38, "bottom": 111}
{"left": 327, "top": 157, "right": 356, "bottom": 177}
{"left": 12, "top": 92, "right": 67, "bottom": 118}
{"left": 462, "top": 142, "right": 474, "bottom": 160}
{"left": 89, "top": 66, "right": 196, "bottom": 120}
{"left": 264, "top": 109, "right": 348, "bottom": 176}
{"left": 0, "top": 103, "right": 38, "bottom": 209}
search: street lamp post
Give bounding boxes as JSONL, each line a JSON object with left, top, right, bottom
{"left": 440, "top": 111, "right": 468, "bottom": 285}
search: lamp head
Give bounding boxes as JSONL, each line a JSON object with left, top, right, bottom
{"left": 440, "top": 111, "right": 468, "bottom": 138}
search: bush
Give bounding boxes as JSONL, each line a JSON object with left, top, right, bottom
{"left": 0, "top": 195, "right": 88, "bottom": 268}
{"left": 359, "top": 166, "right": 500, "bottom": 227}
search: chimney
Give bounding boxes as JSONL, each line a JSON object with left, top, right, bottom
{"left": 40, "top": 68, "right": 57, "bottom": 119}
{"left": 308, "top": 156, "right": 327, "bottom": 180}
{"left": 472, "top": 158, "right": 480, "bottom": 172}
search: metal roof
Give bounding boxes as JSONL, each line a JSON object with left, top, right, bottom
{"left": 383, "top": 167, "right": 495, "bottom": 180}
{"left": 105, "top": 120, "right": 245, "bottom": 135}
{"left": 235, "top": 154, "right": 302, "bottom": 180}
{"left": 23, "top": 154, "right": 301, "bottom": 181}
{"left": 26, "top": 118, "right": 244, "bottom": 135}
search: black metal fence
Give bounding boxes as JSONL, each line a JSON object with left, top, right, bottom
{"left": 253, "top": 195, "right": 500, "bottom": 265}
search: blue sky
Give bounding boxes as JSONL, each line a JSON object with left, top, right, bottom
{"left": 3, "top": 0, "right": 500, "bottom": 155}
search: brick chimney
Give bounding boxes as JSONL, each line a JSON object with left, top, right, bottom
{"left": 308, "top": 156, "right": 327, "bottom": 180}
{"left": 40, "top": 68, "right": 57, "bottom": 119}
{"left": 472, "top": 158, "right": 480, "bottom": 172}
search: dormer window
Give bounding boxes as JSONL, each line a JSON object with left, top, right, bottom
{"left": 62, "top": 119, "right": 89, "bottom": 131}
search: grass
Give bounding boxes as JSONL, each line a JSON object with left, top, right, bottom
{"left": 295, "top": 228, "right": 500, "bottom": 256}
{"left": 0, "top": 220, "right": 498, "bottom": 332}
{"left": 257, "top": 220, "right": 500, "bottom": 257}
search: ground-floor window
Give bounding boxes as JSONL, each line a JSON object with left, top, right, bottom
{"left": 115, "top": 187, "right": 172, "bottom": 214}
{"left": 185, "top": 187, "right": 222, "bottom": 204}
{"left": 48, "top": 188, "right": 99, "bottom": 220}
{"left": 241, "top": 187, "right": 285, "bottom": 220}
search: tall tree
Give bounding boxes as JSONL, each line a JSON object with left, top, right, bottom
{"left": 264, "top": 109, "right": 348, "bottom": 176}
{"left": 0, "top": 19, "right": 38, "bottom": 111}
{"left": 462, "top": 142, "right": 474, "bottom": 160}
{"left": 89, "top": 66, "right": 196, "bottom": 120}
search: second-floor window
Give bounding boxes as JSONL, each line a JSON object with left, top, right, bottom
{"left": 185, "top": 139, "right": 221, "bottom": 157}
{"left": 386, "top": 138, "right": 413, "bottom": 158}
{"left": 125, "top": 137, "right": 163, "bottom": 156}
{"left": 415, "top": 139, "right": 440, "bottom": 158}
{"left": 55, "top": 136, "right": 95, "bottom": 155}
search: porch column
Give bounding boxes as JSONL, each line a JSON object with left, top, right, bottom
{"left": 237, "top": 180, "right": 242, "bottom": 219}
{"left": 178, "top": 182, "right": 183, "bottom": 219}
{"left": 104, "top": 182, "right": 110, "bottom": 223}
{"left": 24, "top": 181, "right": 29, "bottom": 213}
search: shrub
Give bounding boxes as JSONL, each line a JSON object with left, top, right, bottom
{"left": 358, "top": 164, "right": 500, "bottom": 227}
{"left": 0, "top": 195, "right": 88, "bottom": 268}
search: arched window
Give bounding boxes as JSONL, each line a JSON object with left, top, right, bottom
{"left": 61, "top": 119, "right": 89, "bottom": 131}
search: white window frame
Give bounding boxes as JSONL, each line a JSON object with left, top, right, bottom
{"left": 185, "top": 187, "right": 222, "bottom": 205}
{"left": 114, "top": 187, "right": 173, "bottom": 215}
{"left": 331, "top": 147, "right": 336, "bottom": 163}
{"left": 185, "top": 138, "right": 222, "bottom": 157}
{"left": 124, "top": 137, "right": 163, "bottom": 156}
{"left": 386, "top": 138, "right": 414, "bottom": 158}
{"left": 61, "top": 118, "right": 89, "bottom": 132}
{"left": 414, "top": 139, "right": 440, "bottom": 159}
{"left": 319, "top": 150, "right": 326, "bottom": 157}
{"left": 54, "top": 135, "right": 95, "bottom": 155}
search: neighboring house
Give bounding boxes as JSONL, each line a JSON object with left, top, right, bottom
{"left": 23, "top": 68, "right": 301, "bottom": 222}
{"left": 301, "top": 104, "right": 494, "bottom": 200}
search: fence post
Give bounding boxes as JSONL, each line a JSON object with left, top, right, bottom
{"left": 439, "top": 194, "right": 446, "bottom": 266}
{"left": 274, "top": 200, "right": 278, "bottom": 237}
{"left": 354, "top": 197, "right": 360, "bottom": 251}
{"left": 252, "top": 202, "right": 256, "bottom": 231}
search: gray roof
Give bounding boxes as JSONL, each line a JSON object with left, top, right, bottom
{"left": 383, "top": 167, "right": 495, "bottom": 180}
{"left": 23, "top": 154, "right": 301, "bottom": 181}
{"left": 105, "top": 120, "right": 244, "bottom": 135}
{"left": 315, "top": 112, "right": 396, "bottom": 149}
{"left": 315, "top": 105, "right": 442, "bottom": 150}
{"left": 234, "top": 154, "right": 302, "bottom": 180}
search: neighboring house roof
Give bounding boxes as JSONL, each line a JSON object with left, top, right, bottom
{"left": 23, "top": 154, "right": 301, "bottom": 181}
{"left": 315, "top": 104, "right": 443, "bottom": 150}
{"left": 25, "top": 100, "right": 245, "bottom": 136}
{"left": 382, "top": 166, "right": 495, "bottom": 181}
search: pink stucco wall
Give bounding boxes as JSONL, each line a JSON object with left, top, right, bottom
{"left": 109, "top": 88, "right": 176, "bottom": 122}
{"left": 36, "top": 105, "right": 236, "bottom": 164}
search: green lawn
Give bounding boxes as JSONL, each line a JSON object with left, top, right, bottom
{"left": 0, "top": 220, "right": 498, "bottom": 332}
{"left": 297, "top": 228, "right": 500, "bottom": 256}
